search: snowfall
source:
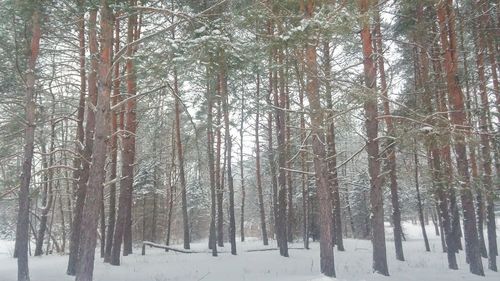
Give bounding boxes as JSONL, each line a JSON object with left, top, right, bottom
{"left": 1, "top": 221, "right": 499, "bottom": 281}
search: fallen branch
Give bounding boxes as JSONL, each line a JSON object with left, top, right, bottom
{"left": 142, "top": 241, "right": 198, "bottom": 255}
{"left": 246, "top": 247, "right": 306, "bottom": 252}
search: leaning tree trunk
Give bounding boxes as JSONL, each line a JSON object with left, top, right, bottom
{"left": 174, "top": 69, "right": 190, "bottom": 250}
{"left": 413, "top": 141, "right": 430, "bottom": 252}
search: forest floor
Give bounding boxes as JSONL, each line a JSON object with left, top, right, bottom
{"left": 1, "top": 221, "right": 499, "bottom": 281}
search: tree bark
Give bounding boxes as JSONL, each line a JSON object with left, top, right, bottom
{"left": 35, "top": 116, "right": 55, "bottom": 257}
{"left": 436, "top": 0, "right": 484, "bottom": 275}
{"left": 357, "top": 0, "right": 388, "bottom": 275}
{"left": 266, "top": 19, "right": 278, "bottom": 241}
{"left": 254, "top": 74, "right": 269, "bottom": 246}
{"left": 207, "top": 67, "right": 218, "bottom": 256}
{"left": 413, "top": 142, "right": 430, "bottom": 252}
{"left": 474, "top": 1, "right": 497, "bottom": 269}
{"left": 274, "top": 46, "right": 289, "bottom": 257}
{"left": 216, "top": 82, "right": 224, "bottom": 248}
{"left": 323, "top": 41, "right": 344, "bottom": 252}
{"left": 15, "top": 6, "right": 41, "bottom": 281}
{"left": 111, "top": 0, "right": 139, "bottom": 264}
{"left": 240, "top": 91, "right": 245, "bottom": 242}
{"left": 104, "top": 14, "right": 121, "bottom": 263}
{"left": 302, "top": 0, "right": 335, "bottom": 277}
{"left": 374, "top": 3, "right": 403, "bottom": 261}
{"left": 173, "top": 69, "right": 191, "bottom": 250}
{"left": 221, "top": 53, "right": 237, "bottom": 255}
{"left": 75, "top": 1, "right": 113, "bottom": 279}
{"left": 67, "top": 6, "right": 98, "bottom": 276}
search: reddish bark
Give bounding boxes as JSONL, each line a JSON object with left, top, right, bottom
{"left": 303, "top": 0, "right": 335, "bottom": 277}
{"left": 111, "top": 0, "right": 139, "bottom": 264}
{"left": 436, "top": 0, "right": 484, "bottom": 275}
{"left": 75, "top": 0, "right": 113, "bottom": 280}
{"left": 357, "top": 0, "right": 388, "bottom": 275}
{"left": 15, "top": 7, "right": 42, "bottom": 281}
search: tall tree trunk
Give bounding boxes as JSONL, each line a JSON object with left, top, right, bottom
{"left": 165, "top": 122, "right": 176, "bottom": 249}
{"left": 274, "top": 46, "right": 288, "bottom": 257}
{"left": 428, "top": 22, "right": 461, "bottom": 261}
{"left": 475, "top": 1, "right": 497, "bottom": 269}
{"left": 216, "top": 83, "right": 224, "bottom": 248}
{"left": 254, "top": 74, "right": 269, "bottom": 246}
{"left": 111, "top": 1, "right": 139, "bottom": 264}
{"left": 240, "top": 92, "right": 245, "bottom": 242}
{"left": 266, "top": 19, "right": 278, "bottom": 241}
{"left": 68, "top": 6, "right": 98, "bottom": 276}
{"left": 415, "top": 2, "right": 452, "bottom": 259}
{"left": 207, "top": 67, "right": 218, "bottom": 256}
{"left": 285, "top": 61, "right": 294, "bottom": 243}
{"left": 15, "top": 6, "right": 41, "bottom": 281}
{"left": 71, "top": 0, "right": 86, "bottom": 234}
{"left": 436, "top": 0, "right": 484, "bottom": 275}
{"left": 357, "top": 0, "right": 388, "bottom": 275}
{"left": 457, "top": 3, "right": 488, "bottom": 258}
{"left": 303, "top": 0, "right": 335, "bottom": 276}
{"left": 221, "top": 54, "right": 237, "bottom": 255}
{"left": 479, "top": 0, "right": 499, "bottom": 267}
{"left": 298, "top": 66, "right": 309, "bottom": 250}
{"left": 173, "top": 69, "right": 190, "bottom": 250}
{"left": 104, "top": 14, "right": 121, "bottom": 263}
{"left": 374, "top": 3, "right": 403, "bottom": 261}
{"left": 323, "top": 41, "right": 344, "bottom": 252}
{"left": 75, "top": 0, "right": 112, "bottom": 279}
{"left": 123, "top": 11, "right": 142, "bottom": 257}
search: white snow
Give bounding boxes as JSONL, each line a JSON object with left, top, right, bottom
{"left": 0, "top": 221, "right": 499, "bottom": 281}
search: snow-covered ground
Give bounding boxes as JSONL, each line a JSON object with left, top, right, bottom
{"left": 0, "top": 222, "right": 499, "bottom": 281}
